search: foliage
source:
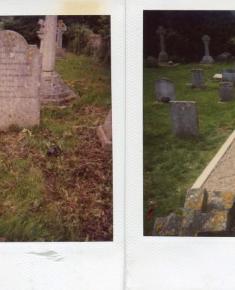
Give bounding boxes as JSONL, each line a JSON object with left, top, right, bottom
{"left": 144, "top": 11, "right": 235, "bottom": 62}
{"left": 0, "top": 53, "right": 112, "bottom": 241}
{"left": 144, "top": 62, "right": 235, "bottom": 235}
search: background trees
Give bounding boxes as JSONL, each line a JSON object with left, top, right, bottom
{"left": 0, "top": 16, "right": 110, "bottom": 63}
{"left": 144, "top": 11, "right": 235, "bottom": 62}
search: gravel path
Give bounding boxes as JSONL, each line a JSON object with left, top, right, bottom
{"left": 203, "top": 140, "right": 235, "bottom": 192}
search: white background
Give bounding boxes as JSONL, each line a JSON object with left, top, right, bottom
{"left": 126, "top": 1, "right": 235, "bottom": 290}
{"left": 0, "top": 1, "right": 125, "bottom": 290}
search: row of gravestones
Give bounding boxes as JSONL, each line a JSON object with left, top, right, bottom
{"left": 155, "top": 68, "right": 235, "bottom": 137}
{"left": 157, "top": 26, "right": 214, "bottom": 65}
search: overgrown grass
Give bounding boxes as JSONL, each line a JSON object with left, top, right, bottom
{"left": 0, "top": 53, "right": 112, "bottom": 241}
{"left": 144, "top": 62, "right": 235, "bottom": 235}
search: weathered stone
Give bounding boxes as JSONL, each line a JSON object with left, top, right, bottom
{"left": 207, "top": 191, "right": 235, "bottom": 211}
{"left": 200, "top": 35, "right": 214, "bottom": 64}
{"left": 191, "top": 69, "right": 205, "bottom": 88}
{"left": 219, "top": 82, "right": 235, "bottom": 102}
{"left": 153, "top": 213, "right": 182, "bottom": 236}
{"left": 156, "top": 26, "right": 168, "bottom": 63}
{"left": 0, "top": 30, "right": 41, "bottom": 131}
{"left": 146, "top": 56, "right": 158, "bottom": 67}
{"left": 97, "top": 110, "right": 112, "bottom": 151}
{"left": 56, "top": 19, "right": 67, "bottom": 49}
{"left": 39, "top": 16, "right": 77, "bottom": 104}
{"left": 184, "top": 188, "right": 208, "bottom": 211}
{"left": 180, "top": 209, "right": 229, "bottom": 236}
{"left": 222, "top": 69, "right": 235, "bottom": 84}
{"left": 216, "top": 52, "right": 232, "bottom": 62}
{"left": 155, "top": 78, "right": 176, "bottom": 102}
{"left": 56, "top": 19, "right": 67, "bottom": 58}
{"left": 170, "top": 101, "right": 199, "bottom": 137}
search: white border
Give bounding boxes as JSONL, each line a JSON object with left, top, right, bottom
{"left": 126, "top": 1, "right": 235, "bottom": 290}
{"left": 0, "top": 1, "right": 125, "bottom": 290}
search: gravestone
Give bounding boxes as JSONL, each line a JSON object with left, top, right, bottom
{"left": 155, "top": 78, "right": 176, "bottom": 102}
{"left": 56, "top": 19, "right": 67, "bottom": 58}
{"left": 97, "top": 110, "right": 112, "bottom": 151}
{"left": 191, "top": 69, "right": 205, "bottom": 88}
{"left": 38, "top": 16, "right": 77, "bottom": 104}
{"left": 156, "top": 26, "right": 168, "bottom": 63}
{"left": 200, "top": 35, "right": 214, "bottom": 64}
{"left": 0, "top": 30, "right": 41, "bottom": 131}
{"left": 222, "top": 69, "right": 235, "bottom": 84}
{"left": 219, "top": 82, "right": 235, "bottom": 102}
{"left": 170, "top": 101, "right": 198, "bottom": 137}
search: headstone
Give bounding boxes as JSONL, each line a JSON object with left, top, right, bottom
{"left": 191, "top": 68, "right": 205, "bottom": 88}
{"left": 39, "top": 16, "right": 77, "bottom": 104}
{"left": 146, "top": 56, "right": 158, "bottom": 68}
{"left": 170, "top": 101, "right": 199, "bottom": 137}
{"left": 156, "top": 26, "right": 168, "bottom": 63}
{"left": 155, "top": 78, "right": 176, "bottom": 102}
{"left": 216, "top": 52, "right": 232, "bottom": 62}
{"left": 97, "top": 110, "right": 112, "bottom": 151}
{"left": 219, "top": 82, "right": 235, "bottom": 102}
{"left": 222, "top": 69, "right": 235, "bottom": 84}
{"left": 200, "top": 35, "right": 214, "bottom": 64}
{"left": 87, "top": 33, "right": 103, "bottom": 58}
{"left": 0, "top": 30, "right": 41, "bottom": 131}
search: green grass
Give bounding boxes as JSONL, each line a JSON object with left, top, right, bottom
{"left": 0, "top": 53, "right": 112, "bottom": 241}
{"left": 144, "top": 62, "right": 235, "bottom": 235}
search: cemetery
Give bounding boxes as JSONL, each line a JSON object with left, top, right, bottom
{"left": 143, "top": 11, "right": 235, "bottom": 236}
{"left": 0, "top": 16, "right": 112, "bottom": 241}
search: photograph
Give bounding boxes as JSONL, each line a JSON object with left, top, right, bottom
{"left": 0, "top": 15, "right": 112, "bottom": 242}
{"left": 143, "top": 10, "right": 235, "bottom": 237}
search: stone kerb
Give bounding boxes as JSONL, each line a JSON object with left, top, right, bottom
{"left": 191, "top": 130, "right": 235, "bottom": 191}
{"left": 153, "top": 130, "right": 235, "bottom": 236}
{"left": 0, "top": 30, "right": 41, "bottom": 131}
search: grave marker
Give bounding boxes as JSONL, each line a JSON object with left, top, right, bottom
{"left": 156, "top": 26, "right": 168, "bottom": 63}
{"left": 201, "top": 35, "right": 214, "bottom": 64}
{"left": 191, "top": 68, "right": 205, "bottom": 88}
{"left": 155, "top": 78, "right": 176, "bottom": 102}
{"left": 170, "top": 101, "right": 199, "bottom": 137}
{"left": 0, "top": 30, "right": 41, "bottom": 130}
{"left": 219, "top": 82, "right": 235, "bottom": 102}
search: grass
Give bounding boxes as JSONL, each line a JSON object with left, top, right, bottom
{"left": 0, "top": 53, "right": 112, "bottom": 241}
{"left": 144, "top": 62, "right": 235, "bottom": 235}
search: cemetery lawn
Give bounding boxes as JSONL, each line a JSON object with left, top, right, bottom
{"left": 0, "top": 53, "right": 112, "bottom": 241}
{"left": 144, "top": 62, "right": 235, "bottom": 235}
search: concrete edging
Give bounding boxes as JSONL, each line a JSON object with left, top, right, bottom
{"left": 191, "top": 130, "right": 235, "bottom": 190}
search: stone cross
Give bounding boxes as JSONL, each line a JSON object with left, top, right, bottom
{"left": 201, "top": 35, "right": 214, "bottom": 64}
{"left": 37, "top": 18, "right": 45, "bottom": 53}
{"left": 156, "top": 26, "right": 168, "bottom": 63}
{"left": 0, "top": 30, "right": 41, "bottom": 130}
{"left": 56, "top": 19, "right": 67, "bottom": 48}
{"left": 39, "top": 15, "right": 77, "bottom": 104}
{"left": 170, "top": 101, "right": 199, "bottom": 137}
{"left": 41, "top": 16, "right": 57, "bottom": 76}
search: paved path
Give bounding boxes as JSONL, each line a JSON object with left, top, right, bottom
{"left": 204, "top": 139, "right": 235, "bottom": 192}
